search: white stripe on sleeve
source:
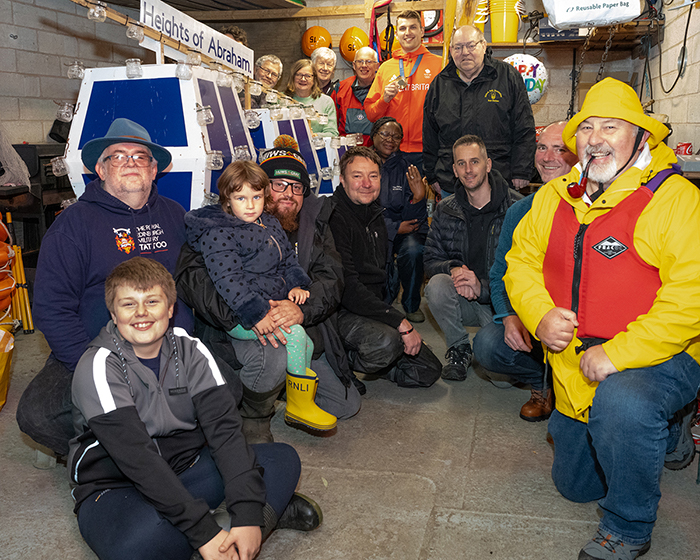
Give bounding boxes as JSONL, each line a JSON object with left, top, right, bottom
{"left": 172, "top": 327, "right": 225, "bottom": 386}
{"left": 92, "top": 347, "right": 117, "bottom": 413}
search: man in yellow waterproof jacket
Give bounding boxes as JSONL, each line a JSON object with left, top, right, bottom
{"left": 505, "top": 78, "right": 700, "bottom": 560}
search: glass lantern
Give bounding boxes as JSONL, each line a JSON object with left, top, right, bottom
{"left": 87, "top": 1, "right": 107, "bottom": 22}
{"left": 55, "top": 102, "right": 74, "bottom": 123}
{"left": 216, "top": 70, "right": 233, "bottom": 88}
{"left": 269, "top": 107, "right": 283, "bottom": 121}
{"left": 249, "top": 81, "right": 263, "bottom": 96}
{"left": 320, "top": 167, "right": 333, "bottom": 181}
{"left": 330, "top": 137, "right": 341, "bottom": 149}
{"left": 205, "top": 150, "right": 224, "bottom": 171}
{"left": 312, "top": 136, "right": 325, "bottom": 150}
{"left": 176, "top": 62, "right": 192, "bottom": 80}
{"left": 126, "top": 23, "right": 144, "bottom": 42}
{"left": 125, "top": 58, "right": 142, "bottom": 79}
{"left": 196, "top": 105, "right": 215, "bottom": 126}
{"left": 66, "top": 60, "right": 85, "bottom": 80}
{"left": 186, "top": 51, "right": 202, "bottom": 66}
{"left": 265, "top": 91, "right": 277, "bottom": 104}
{"left": 244, "top": 111, "right": 260, "bottom": 130}
{"left": 234, "top": 145, "right": 253, "bottom": 162}
{"left": 289, "top": 106, "right": 304, "bottom": 119}
{"left": 232, "top": 74, "right": 245, "bottom": 93}
{"left": 318, "top": 114, "right": 329, "bottom": 125}
{"left": 51, "top": 156, "right": 69, "bottom": 177}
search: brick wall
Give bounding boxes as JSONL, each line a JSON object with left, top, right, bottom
{"left": 639, "top": 6, "right": 700, "bottom": 149}
{"left": 1, "top": 0, "right": 151, "bottom": 144}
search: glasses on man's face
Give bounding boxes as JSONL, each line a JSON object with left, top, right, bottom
{"left": 354, "top": 60, "right": 376, "bottom": 67}
{"left": 377, "top": 130, "right": 402, "bottom": 142}
{"left": 296, "top": 73, "right": 313, "bottom": 81}
{"left": 315, "top": 61, "right": 334, "bottom": 69}
{"left": 452, "top": 40, "right": 484, "bottom": 53}
{"left": 103, "top": 153, "right": 154, "bottom": 168}
{"left": 271, "top": 180, "right": 306, "bottom": 196}
{"left": 259, "top": 66, "right": 279, "bottom": 79}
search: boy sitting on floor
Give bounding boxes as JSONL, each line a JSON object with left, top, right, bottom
{"left": 68, "top": 257, "right": 321, "bottom": 560}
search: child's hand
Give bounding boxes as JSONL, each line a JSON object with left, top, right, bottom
{"left": 288, "top": 288, "right": 310, "bottom": 304}
{"left": 254, "top": 315, "right": 275, "bottom": 335}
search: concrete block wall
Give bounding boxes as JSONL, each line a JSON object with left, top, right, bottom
{"left": 1, "top": 0, "right": 153, "bottom": 145}
{"left": 639, "top": 6, "right": 700, "bottom": 149}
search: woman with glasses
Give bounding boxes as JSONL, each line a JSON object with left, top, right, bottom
{"left": 284, "top": 59, "right": 338, "bottom": 137}
{"left": 372, "top": 116, "right": 429, "bottom": 323}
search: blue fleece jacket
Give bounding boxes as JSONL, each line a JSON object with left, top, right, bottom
{"left": 489, "top": 194, "right": 534, "bottom": 321}
{"left": 184, "top": 205, "right": 310, "bottom": 329}
{"left": 33, "top": 178, "right": 193, "bottom": 371}
{"left": 379, "top": 151, "right": 429, "bottom": 243}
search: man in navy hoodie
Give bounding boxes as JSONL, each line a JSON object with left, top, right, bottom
{"left": 16, "top": 118, "right": 193, "bottom": 458}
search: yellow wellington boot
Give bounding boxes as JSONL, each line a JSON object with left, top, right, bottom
{"left": 284, "top": 369, "right": 337, "bottom": 433}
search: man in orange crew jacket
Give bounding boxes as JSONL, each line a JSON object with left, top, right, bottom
{"left": 364, "top": 10, "right": 442, "bottom": 173}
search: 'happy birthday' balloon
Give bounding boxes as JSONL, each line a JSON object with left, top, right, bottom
{"left": 504, "top": 54, "right": 548, "bottom": 104}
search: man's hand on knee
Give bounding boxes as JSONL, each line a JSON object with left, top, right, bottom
{"left": 580, "top": 345, "right": 617, "bottom": 382}
{"left": 398, "top": 319, "right": 422, "bottom": 355}
{"left": 535, "top": 307, "right": 578, "bottom": 352}
{"left": 269, "top": 299, "right": 304, "bottom": 329}
{"left": 503, "top": 314, "right": 533, "bottom": 352}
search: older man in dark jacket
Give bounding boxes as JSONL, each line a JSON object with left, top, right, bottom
{"left": 423, "top": 25, "right": 535, "bottom": 194}
{"left": 424, "top": 135, "right": 521, "bottom": 381}
{"left": 176, "top": 148, "right": 361, "bottom": 443}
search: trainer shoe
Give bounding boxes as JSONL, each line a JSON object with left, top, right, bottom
{"left": 665, "top": 399, "right": 697, "bottom": 471}
{"left": 579, "top": 530, "right": 650, "bottom": 560}
{"left": 441, "top": 343, "right": 472, "bottom": 381}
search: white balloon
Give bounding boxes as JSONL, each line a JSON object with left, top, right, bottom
{"left": 504, "top": 54, "right": 548, "bottom": 104}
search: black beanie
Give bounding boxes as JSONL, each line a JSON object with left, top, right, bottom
{"left": 259, "top": 147, "right": 311, "bottom": 195}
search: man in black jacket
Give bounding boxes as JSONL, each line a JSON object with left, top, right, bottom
{"left": 424, "top": 135, "right": 521, "bottom": 381}
{"left": 330, "top": 147, "right": 441, "bottom": 389}
{"left": 176, "top": 148, "right": 361, "bottom": 443}
{"left": 423, "top": 25, "right": 535, "bottom": 194}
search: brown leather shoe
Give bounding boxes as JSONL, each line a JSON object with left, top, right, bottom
{"left": 519, "top": 389, "right": 553, "bottom": 422}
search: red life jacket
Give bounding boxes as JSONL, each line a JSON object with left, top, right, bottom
{"left": 542, "top": 169, "right": 676, "bottom": 340}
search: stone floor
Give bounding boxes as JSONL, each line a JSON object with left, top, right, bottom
{"left": 1, "top": 302, "right": 699, "bottom": 559}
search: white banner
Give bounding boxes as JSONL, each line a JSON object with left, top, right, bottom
{"left": 140, "top": 0, "right": 254, "bottom": 76}
{"left": 542, "top": 0, "right": 642, "bottom": 30}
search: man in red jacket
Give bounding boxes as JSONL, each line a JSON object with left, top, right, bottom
{"left": 333, "top": 46, "right": 378, "bottom": 146}
{"left": 364, "top": 10, "right": 442, "bottom": 172}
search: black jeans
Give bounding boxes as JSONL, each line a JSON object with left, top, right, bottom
{"left": 16, "top": 357, "right": 74, "bottom": 456}
{"left": 337, "top": 310, "right": 440, "bottom": 388}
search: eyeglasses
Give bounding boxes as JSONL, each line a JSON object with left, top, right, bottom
{"left": 258, "top": 67, "right": 279, "bottom": 79}
{"left": 452, "top": 40, "right": 484, "bottom": 53}
{"left": 377, "top": 131, "right": 402, "bottom": 142}
{"left": 103, "top": 153, "right": 154, "bottom": 167}
{"left": 315, "top": 61, "right": 334, "bottom": 69}
{"left": 354, "top": 60, "right": 376, "bottom": 66}
{"left": 270, "top": 180, "right": 306, "bottom": 196}
{"left": 295, "top": 73, "right": 313, "bottom": 81}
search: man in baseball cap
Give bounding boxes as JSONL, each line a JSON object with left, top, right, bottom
{"left": 17, "top": 118, "right": 191, "bottom": 459}
{"left": 505, "top": 78, "right": 700, "bottom": 559}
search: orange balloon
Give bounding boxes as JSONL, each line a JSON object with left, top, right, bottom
{"left": 301, "top": 26, "right": 332, "bottom": 57}
{"left": 339, "top": 26, "right": 370, "bottom": 63}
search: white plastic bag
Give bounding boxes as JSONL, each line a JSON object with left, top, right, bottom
{"left": 543, "top": 0, "right": 642, "bottom": 30}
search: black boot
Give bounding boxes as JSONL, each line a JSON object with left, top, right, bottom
{"left": 239, "top": 383, "right": 283, "bottom": 445}
{"left": 262, "top": 493, "right": 323, "bottom": 540}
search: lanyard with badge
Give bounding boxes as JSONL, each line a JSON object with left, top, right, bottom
{"left": 396, "top": 54, "right": 423, "bottom": 90}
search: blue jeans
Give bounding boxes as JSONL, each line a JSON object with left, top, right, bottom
{"left": 387, "top": 232, "right": 426, "bottom": 314}
{"left": 472, "top": 321, "right": 545, "bottom": 390}
{"left": 549, "top": 352, "right": 700, "bottom": 544}
{"left": 424, "top": 273, "right": 493, "bottom": 349}
{"left": 77, "top": 443, "right": 300, "bottom": 560}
